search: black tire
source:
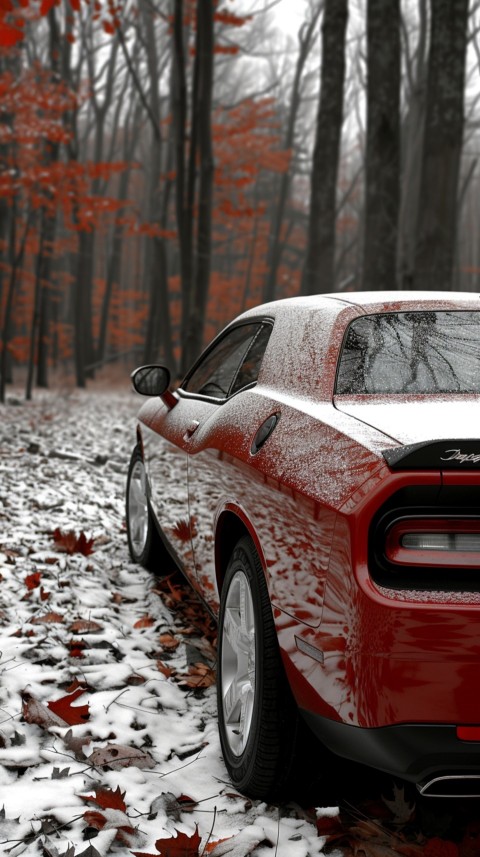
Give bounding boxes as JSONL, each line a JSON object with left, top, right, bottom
{"left": 126, "top": 444, "right": 162, "bottom": 570}
{"left": 217, "top": 536, "right": 299, "bottom": 799}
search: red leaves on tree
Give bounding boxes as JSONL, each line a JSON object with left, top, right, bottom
{"left": 40, "top": 0, "right": 58, "bottom": 16}
{"left": 47, "top": 687, "right": 90, "bottom": 725}
{"left": 132, "top": 825, "right": 201, "bottom": 857}
{"left": 214, "top": 9, "right": 251, "bottom": 27}
{"left": 103, "top": 19, "right": 116, "bottom": 35}
{"left": 52, "top": 527, "right": 95, "bottom": 556}
{"left": 0, "top": 21, "right": 23, "bottom": 46}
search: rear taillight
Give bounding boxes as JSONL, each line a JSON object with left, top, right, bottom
{"left": 385, "top": 519, "right": 480, "bottom": 568}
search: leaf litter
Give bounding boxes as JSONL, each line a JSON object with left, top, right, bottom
{"left": 0, "top": 387, "right": 479, "bottom": 856}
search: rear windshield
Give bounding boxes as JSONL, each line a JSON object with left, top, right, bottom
{"left": 336, "top": 311, "right": 480, "bottom": 394}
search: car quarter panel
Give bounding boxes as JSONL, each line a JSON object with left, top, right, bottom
{"left": 185, "top": 384, "right": 399, "bottom": 626}
{"left": 280, "top": 464, "right": 480, "bottom": 730}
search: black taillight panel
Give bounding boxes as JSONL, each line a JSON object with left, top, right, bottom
{"left": 369, "top": 486, "right": 480, "bottom": 592}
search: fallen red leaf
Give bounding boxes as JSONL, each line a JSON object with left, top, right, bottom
{"left": 83, "top": 808, "right": 136, "bottom": 845}
{"left": 424, "top": 839, "right": 459, "bottom": 857}
{"left": 170, "top": 518, "right": 192, "bottom": 543}
{"left": 47, "top": 687, "right": 90, "bottom": 725}
{"left": 25, "top": 571, "right": 41, "bottom": 590}
{"left": 134, "top": 615, "right": 155, "bottom": 629}
{"left": 68, "top": 639, "right": 87, "bottom": 658}
{"left": 157, "top": 661, "right": 175, "bottom": 678}
{"left": 204, "top": 837, "right": 233, "bottom": 853}
{"left": 52, "top": 527, "right": 95, "bottom": 556}
{"left": 80, "top": 786, "right": 127, "bottom": 812}
{"left": 65, "top": 678, "right": 88, "bottom": 693}
{"left": 132, "top": 825, "right": 201, "bottom": 857}
{"left": 176, "top": 795, "right": 197, "bottom": 811}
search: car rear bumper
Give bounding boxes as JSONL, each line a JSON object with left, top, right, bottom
{"left": 301, "top": 710, "right": 480, "bottom": 791}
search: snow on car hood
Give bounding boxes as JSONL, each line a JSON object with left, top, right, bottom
{"left": 334, "top": 396, "right": 480, "bottom": 446}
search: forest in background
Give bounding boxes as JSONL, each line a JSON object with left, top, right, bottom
{"left": 0, "top": 0, "right": 478, "bottom": 398}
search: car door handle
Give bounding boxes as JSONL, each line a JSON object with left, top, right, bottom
{"left": 184, "top": 420, "right": 200, "bottom": 440}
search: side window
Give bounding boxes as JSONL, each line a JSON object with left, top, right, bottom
{"left": 183, "top": 324, "right": 261, "bottom": 399}
{"left": 230, "top": 324, "right": 272, "bottom": 395}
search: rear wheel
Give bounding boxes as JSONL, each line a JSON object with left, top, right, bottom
{"left": 217, "top": 536, "right": 299, "bottom": 799}
{"left": 126, "top": 445, "right": 161, "bottom": 570}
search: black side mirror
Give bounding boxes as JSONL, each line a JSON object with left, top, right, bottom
{"left": 131, "top": 365, "right": 178, "bottom": 409}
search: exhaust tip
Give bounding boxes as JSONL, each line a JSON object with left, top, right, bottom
{"left": 418, "top": 775, "right": 480, "bottom": 798}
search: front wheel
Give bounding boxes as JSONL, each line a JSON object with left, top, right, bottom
{"left": 217, "top": 536, "right": 299, "bottom": 799}
{"left": 126, "top": 444, "right": 161, "bottom": 570}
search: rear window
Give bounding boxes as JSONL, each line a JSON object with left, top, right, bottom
{"left": 336, "top": 311, "right": 480, "bottom": 394}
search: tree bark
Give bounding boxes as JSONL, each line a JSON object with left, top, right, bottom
{"left": 397, "top": 0, "right": 428, "bottom": 287}
{"left": 182, "top": 0, "right": 215, "bottom": 371}
{"left": 263, "top": 3, "right": 323, "bottom": 303}
{"left": 412, "top": 0, "right": 469, "bottom": 291}
{"left": 301, "top": 0, "right": 348, "bottom": 296}
{"left": 362, "top": 0, "right": 400, "bottom": 291}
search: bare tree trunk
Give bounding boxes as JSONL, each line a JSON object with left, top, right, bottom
{"left": 398, "top": 0, "right": 428, "bottom": 287}
{"left": 182, "top": 0, "right": 215, "bottom": 370}
{"left": 362, "top": 0, "right": 400, "bottom": 291}
{"left": 412, "top": 0, "right": 469, "bottom": 291}
{"left": 301, "top": 0, "right": 348, "bottom": 296}
{"left": 189, "top": 0, "right": 214, "bottom": 361}
{"left": 172, "top": 0, "right": 194, "bottom": 368}
{"left": 138, "top": 0, "right": 175, "bottom": 369}
{"left": 263, "top": 4, "right": 323, "bottom": 303}
{"left": 1, "top": 205, "right": 31, "bottom": 403}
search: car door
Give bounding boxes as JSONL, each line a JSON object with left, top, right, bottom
{"left": 183, "top": 322, "right": 273, "bottom": 606}
{"left": 142, "top": 322, "right": 269, "bottom": 584}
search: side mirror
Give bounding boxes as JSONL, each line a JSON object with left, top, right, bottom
{"left": 131, "top": 365, "right": 178, "bottom": 409}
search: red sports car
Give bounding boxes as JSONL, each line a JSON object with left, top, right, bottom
{"left": 126, "top": 291, "right": 480, "bottom": 800}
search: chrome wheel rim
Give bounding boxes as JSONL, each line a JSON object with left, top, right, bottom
{"left": 220, "top": 569, "right": 256, "bottom": 756}
{"left": 128, "top": 459, "right": 149, "bottom": 556}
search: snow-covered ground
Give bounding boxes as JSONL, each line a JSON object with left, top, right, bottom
{"left": 0, "top": 386, "right": 477, "bottom": 857}
{"left": 0, "top": 387, "right": 331, "bottom": 856}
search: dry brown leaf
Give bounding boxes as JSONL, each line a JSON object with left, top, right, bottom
{"left": 88, "top": 743, "right": 156, "bottom": 770}
{"left": 159, "top": 633, "right": 179, "bottom": 651}
{"left": 64, "top": 729, "right": 92, "bottom": 759}
{"left": 157, "top": 661, "right": 175, "bottom": 678}
{"left": 21, "top": 690, "right": 66, "bottom": 729}
{"left": 69, "top": 619, "right": 104, "bottom": 634}
{"left": 31, "top": 611, "right": 64, "bottom": 624}
{"left": 177, "top": 663, "right": 216, "bottom": 689}
{"left": 134, "top": 615, "right": 155, "bottom": 629}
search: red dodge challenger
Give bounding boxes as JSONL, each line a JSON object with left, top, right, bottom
{"left": 126, "top": 291, "right": 480, "bottom": 800}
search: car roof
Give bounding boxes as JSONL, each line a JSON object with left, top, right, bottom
{"left": 239, "top": 291, "right": 480, "bottom": 321}
{"left": 236, "top": 291, "right": 480, "bottom": 403}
